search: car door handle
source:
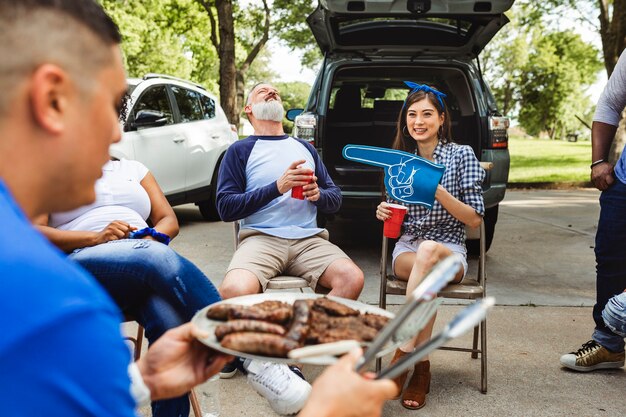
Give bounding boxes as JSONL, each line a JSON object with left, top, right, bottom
{"left": 211, "top": 135, "right": 220, "bottom": 139}
{"left": 172, "top": 136, "right": 186, "bottom": 143}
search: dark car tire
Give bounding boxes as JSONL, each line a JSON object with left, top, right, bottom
{"left": 197, "top": 193, "right": 220, "bottom": 221}
{"left": 466, "top": 204, "right": 498, "bottom": 255}
{"left": 197, "top": 160, "right": 223, "bottom": 221}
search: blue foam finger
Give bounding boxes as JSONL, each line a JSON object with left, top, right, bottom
{"left": 342, "top": 144, "right": 445, "bottom": 209}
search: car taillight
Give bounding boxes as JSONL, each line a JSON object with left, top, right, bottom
{"left": 488, "top": 116, "right": 509, "bottom": 149}
{"left": 293, "top": 113, "right": 317, "bottom": 146}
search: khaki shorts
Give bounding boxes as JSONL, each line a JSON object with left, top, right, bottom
{"left": 227, "top": 229, "right": 349, "bottom": 291}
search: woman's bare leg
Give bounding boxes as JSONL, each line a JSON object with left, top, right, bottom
{"left": 393, "top": 241, "right": 464, "bottom": 407}
{"left": 394, "top": 241, "right": 464, "bottom": 352}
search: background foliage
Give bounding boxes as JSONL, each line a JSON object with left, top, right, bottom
{"left": 102, "top": 0, "right": 622, "bottom": 156}
{"left": 482, "top": 10, "right": 602, "bottom": 139}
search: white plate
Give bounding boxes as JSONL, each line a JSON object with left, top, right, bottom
{"left": 192, "top": 293, "right": 394, "bottom": 365}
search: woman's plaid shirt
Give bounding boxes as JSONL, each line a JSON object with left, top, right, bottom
{"left": 388, "top": 142, "right": 485, "bottom": 246}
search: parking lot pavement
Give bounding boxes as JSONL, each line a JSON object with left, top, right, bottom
{"left": 133, "top": 188, "right": 625, "bottom": 417}
{"left": 170, "top": 188, "right": 602, "bottom": 308}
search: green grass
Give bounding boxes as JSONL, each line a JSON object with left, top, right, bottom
{"left": 508, "top": 136, "right": 592, "bottom": 183}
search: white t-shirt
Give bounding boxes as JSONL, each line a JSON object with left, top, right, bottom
{"left": 50, "top": 159, "right": 151, "bottom": 232}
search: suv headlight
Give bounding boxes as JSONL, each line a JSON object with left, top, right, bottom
{"left": 293, "top": 112, "right": 317, "bottom": 146}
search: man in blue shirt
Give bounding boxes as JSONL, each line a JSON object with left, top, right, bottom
{"left": 0, "top": 1, "right": 231, "bottom": 414}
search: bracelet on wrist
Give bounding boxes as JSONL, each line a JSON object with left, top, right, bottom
{"left": 590, "top": 159, "right": 607, "bottom": 168}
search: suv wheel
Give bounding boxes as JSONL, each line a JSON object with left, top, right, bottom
{"left": 467, "top": 205, "right": 498, "bottom": 255}
{"left": 197, "top": 189, "right": 219, "bottom": 221}
{"left": 197, "top": 162, "right": 222, "bottom": 221}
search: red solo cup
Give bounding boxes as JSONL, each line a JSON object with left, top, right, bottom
{"left": 291, "top": 176, "right": 313, "bottom": 200}
{"left": 383, "top": 203, "right": 408, "bottom": 238}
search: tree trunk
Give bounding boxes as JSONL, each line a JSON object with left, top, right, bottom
{"left": 234, "top": 0, "right": 270, "bottom": 127}
{"left": 215, "top": 0, "right": 237, "bottom": 124}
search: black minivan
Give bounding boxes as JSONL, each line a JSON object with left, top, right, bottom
{"left": 289, "top": 0, "right": 512, "bottom": 251}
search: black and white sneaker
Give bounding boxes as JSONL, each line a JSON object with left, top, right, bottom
{"left": 219, "top": 358, "right": 240, "bottom": 379}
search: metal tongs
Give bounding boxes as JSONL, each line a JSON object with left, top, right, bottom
{"left": 356, "top": 255, "right": 463, "bottom": 372}
{"left": 377, "top": 297, "right": 495, "bottom": 379}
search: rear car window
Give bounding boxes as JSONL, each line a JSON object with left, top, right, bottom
{"left": 171, "top": 86, "right": 204, "bottom": 123}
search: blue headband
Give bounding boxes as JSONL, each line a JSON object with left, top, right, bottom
{"left": 403, "top": 81, "right": 447, "bottom": 109}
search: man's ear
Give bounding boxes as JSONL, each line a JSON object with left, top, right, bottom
{"left": 243, "top": 103, "right": 252, "bottom": 116}
{"left": 29, "top": 64, "right": 69, "bottom": 134}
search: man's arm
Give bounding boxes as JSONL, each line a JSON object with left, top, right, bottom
{"left": 591, "top": 51, "right": 626, "bottom": 190}
{"left": 591, "top": 121, "right": 617, "bottom": 191}
{"left": 137, "top": 323, "right": 231, "bottom": 401}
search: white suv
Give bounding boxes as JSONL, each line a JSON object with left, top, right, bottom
{"left": 111, "top": 74, "right": 238, "bottom": 220}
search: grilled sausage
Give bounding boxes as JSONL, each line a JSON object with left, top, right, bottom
{"left": 229, "top": 305, "right": 292, "bottom": 324}
{"left": 313, "top": 297, "right": 359, "bottom": 317}
{"left": 253, "top": 300, "right": 292, "bottom": 311}
{"left": 285, "top": 300, "right": 310, "bottom": 344}
{"left": 206, "top": 304, "right": 236, "bottom": 321}
{"left": 360, "top": 313, "right": 390, "bottom": 330}
{"left": 220, "top": 332, "right": 300, "bottom": 357}
{"left": 215, "top": 320, "right": 286, "bottom": 341}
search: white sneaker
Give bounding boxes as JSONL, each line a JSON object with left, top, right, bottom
{"left": 243, "top": 359, "right": 312, "bottom": 415}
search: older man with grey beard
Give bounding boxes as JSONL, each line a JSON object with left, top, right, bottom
{"left": 213, "top": 82, "right": 365, "bottom": 414}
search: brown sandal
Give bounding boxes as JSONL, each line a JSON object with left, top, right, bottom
{"left": 401, "top": 360, "right": 431, "bottom": 410}
{"left": 389, "top": 348, "right": 410, "bottom": 399}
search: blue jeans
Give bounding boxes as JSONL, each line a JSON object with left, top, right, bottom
{"left": 70, "top": 239, "right": 221, "bottom": 417}
{"left": 592, "top": 179, "right": 626, "bottom": 352}
{"left": 603, "top": 292, "right": 626, "bottom": 338}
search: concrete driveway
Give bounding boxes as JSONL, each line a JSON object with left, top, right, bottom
{"left": 170, "top": 188, "right": 601, "bottom": 308}
{"left": 134, "top": 188, "right": 625, "bottom": 417}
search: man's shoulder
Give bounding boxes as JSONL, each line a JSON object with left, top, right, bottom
{"left": 226, "top": 136, "right": 260, "bottom": 158}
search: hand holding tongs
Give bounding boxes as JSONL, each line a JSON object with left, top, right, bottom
{"left": 377, "top": 296, "right": 495, "bottom": 380}
{"left": 356, "top": 254, "right": 463, "bottom": 373}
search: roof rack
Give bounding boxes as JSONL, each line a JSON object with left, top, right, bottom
{"left": 142, "top": 73, "right": 206, "bottom": 90}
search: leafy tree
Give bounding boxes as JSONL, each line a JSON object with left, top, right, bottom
{"left": 272, "top": 0, "right": 322, "bottom": 69}
{"left": 195, "top": 0, "right": 318, "bottom": 126}
{"left": 518, "top": 0, "right": 626, "bottom": 159}
{"left": 517, "top": 30, "right": 602, "bottom": 139}
{"left": 101, "top": 0, "right": 219, "bottom": 92}
{"left": 481, "top": 12, "right": 529, "bottom": 117}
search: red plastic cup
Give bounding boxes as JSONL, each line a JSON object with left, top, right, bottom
{"left": 383, "top": 203, "right": 408, "bottom": 238}
{"left": 291, "top": 176, "right": 313, "bottom": 200}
